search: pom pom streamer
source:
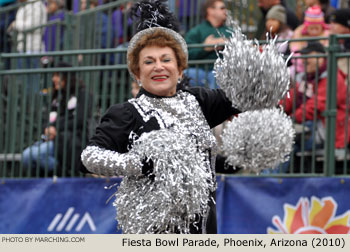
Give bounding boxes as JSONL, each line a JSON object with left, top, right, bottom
{"left": 214, "top": 22, "right": 290, "bottom": 111}
{"left": 114, "top": 128, "right": 215, "bottom": 234}
{"left": 221, "top": 108, "right": 295, "bottom": 173}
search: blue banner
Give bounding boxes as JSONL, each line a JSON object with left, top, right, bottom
{"left": 217, "top": 177, "right": 350, "bottom": 234}
{"left": 0, "top": 178, "right": 122, "bottom": 234}
{"left": 1, "top": 177, "right": 350, "bottom": 234}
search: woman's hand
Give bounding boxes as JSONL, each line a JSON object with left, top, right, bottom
{"left": 45, "top": 126, "right": 57, "bottom": 141}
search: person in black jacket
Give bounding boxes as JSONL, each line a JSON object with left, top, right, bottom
{"left": 81, "top": 0, "right": 240, "bottom": 234}
{"left": 22, "top": 62, "right": 91, "bottom": 177}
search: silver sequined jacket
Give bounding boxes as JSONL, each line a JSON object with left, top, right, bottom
{"left": 81, "top": 86, "right": 239, "bottom": 233}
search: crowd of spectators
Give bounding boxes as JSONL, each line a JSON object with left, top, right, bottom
{"left": 1, "top": 0, "right": 350, "bottom": 175}
{"left": 1, "top": 1, "right": 349, "bottom": 59}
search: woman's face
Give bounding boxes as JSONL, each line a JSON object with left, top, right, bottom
{"left": 136, "top": 46, "right": 182, "bottom": 97}
{"left": 52, "top": 73, "right": 66, "bottom": 91}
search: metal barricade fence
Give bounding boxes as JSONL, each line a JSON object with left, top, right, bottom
{"left": 1, "top": 36, "right": 350, "bottom": 178}
{"left": 327, "top": 34, "right": 350, "bottom": 176}
{"left": 185, "top": 37, "right": 350, "bottom": 178}
{"left": 1, "top": 0, "right": 290, "bottom": 57}
{"left": 0, "top": 49, "right": 131, "bottom": 178}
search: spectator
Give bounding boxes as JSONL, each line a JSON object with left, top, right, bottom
{"left": 0, "top": 0, "right": 16, "bottom": 69}
{"left": 176, "top": 0, "right": 200, "bottom": 33}
{"left": 304, "top": 0, "right": 336, "bottom": 23}
{"left": 22, "top": 62, "right": 92, "bottom": 177}
{"left": 289, "top": 5, "right": 330, "bottom": 81}
{"left": 0, "top": 0, "right": 16, "bottom": 52}
{"left": 265, "top": 4, "right": 293, "bottom": 54}
{"left": 184, "top": 0, "right": 229, "bottom": 89}
{"left": 255, "top": 0, "right": 300, "bottom": 39}
{"left": 330, "top": 8, "right": 350, "bottom": 76}
{"left": 291, "top": 5, "right": 330, "bottom": 51}
{"left": 111, "top": 1, "right": 133, "bottom": 47}
{"left": 79, "top": 0, "right": 114, "bottom": 64}
{"left": 43, "top": 0, "right": 65, "bottom": 52}
{"left": 6, "top": 0, "right": 46, "bottom": 92}
{"left": 9, "top": 0, "right": 47, "bottom": 53}
{"left": 282, "top": 42, "right": 349, "bottom": 152}
{"left": 270, "top": 41, "right": 349, "bottom": 173}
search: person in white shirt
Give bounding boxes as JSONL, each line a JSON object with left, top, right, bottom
{"left": 8, "top": 0, "right": 47, "bottom": 92}
{"left": 10, "top": 0, "right": 47, "bottom": 53}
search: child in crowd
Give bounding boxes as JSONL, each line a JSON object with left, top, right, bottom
{"left": 303, "top": 0, "right": 335, "bottom": 23}
{"left": 265, "top": 5, "right": 293, "bottom": 55}
{"left": 289, "top": 5, "right": 329, "bottom": 80}
{"left": 290, "top": 5, "right": 329, "bottom": 52}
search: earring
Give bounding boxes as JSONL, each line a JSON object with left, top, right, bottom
{"left": 177, "top": 78, "right": 182, "bottom": 84}
{"left": 137, "top": 80, "right": 142, "bottom": 87}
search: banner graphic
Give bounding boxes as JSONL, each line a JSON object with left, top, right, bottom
{"left": 1, "top": 177, "right": 349, "bottom": 234}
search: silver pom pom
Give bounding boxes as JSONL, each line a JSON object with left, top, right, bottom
{"left": 221, "top": 108, "right": 295, "bottom": 173}
{"left": 214, "top": 24, "right": 290, "bottom": 111}
{"left": 114, "top": 128, "right": 215, "bottom": 233}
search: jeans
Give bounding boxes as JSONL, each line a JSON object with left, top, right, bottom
{"left": 184, "top": 68, "right": 217, "bottom": 89}
{"left": 22, "top": 140, "right": 56, "bottom": 172}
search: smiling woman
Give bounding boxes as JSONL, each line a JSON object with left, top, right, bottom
{"left": 80, "top": 0, "right": 240, "bottom": 234}
{"left": 136, "top": 46, "right": 182, "bottom": 97}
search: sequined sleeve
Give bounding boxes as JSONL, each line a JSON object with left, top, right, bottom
{"left": 81, "top": 103, "right": 142, "bottom": 176}
{"left": 81, "top": 145, "right": 143, "bottom": 176}
{"left": 184, "top": 87, "right": 241, "bottom": 128}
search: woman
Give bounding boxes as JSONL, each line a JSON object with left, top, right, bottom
{"left": 81, "top": 0, "right": 240, "bottom": 234}
{"left": 22, "top": 62, "right": 91, "bottom": 177}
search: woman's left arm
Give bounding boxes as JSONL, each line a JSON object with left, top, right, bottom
{"left": 185, "top": 87, "right": 240, "bottom": 128}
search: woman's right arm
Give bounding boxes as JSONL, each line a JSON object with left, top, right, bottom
{"left": 81, "top": 145, "right": 143, "bottom": 177}
{"left": 81, "top": 103, "right": 143, "bottom": 177}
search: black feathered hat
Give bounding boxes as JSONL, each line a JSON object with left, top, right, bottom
{"left": 130, "top": 0, "right": 180, "bottom": 32}
{"left": 127, "top": 0, "right": 188, "bottom": 77}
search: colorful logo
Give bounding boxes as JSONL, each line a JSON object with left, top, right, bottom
{"left": 268, "top": 196, "right": 350, "bottom": 234}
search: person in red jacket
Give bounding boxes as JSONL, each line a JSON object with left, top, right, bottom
{"left": 282, "top": 41, "right": 350, "bottom": 151}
